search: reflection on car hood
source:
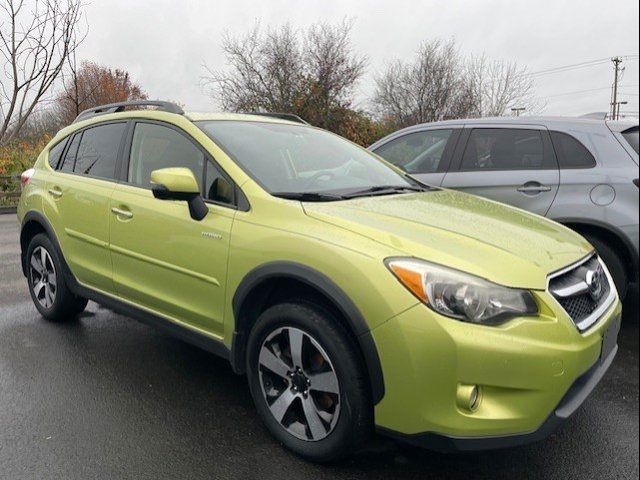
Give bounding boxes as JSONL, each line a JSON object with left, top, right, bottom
{"left": 302, "top": 189, "right": 593, "bottom": 290}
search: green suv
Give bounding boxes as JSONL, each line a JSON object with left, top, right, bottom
{"left": 18, "top": 101, "right": 622, "bottom": 461}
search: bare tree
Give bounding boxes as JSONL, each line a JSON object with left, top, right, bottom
{"left": 203, "top": 23, "right": 303, "bottom": 113}
{"left": 372, "top": 39, "right": 467, "bottom": 129}
{"left": 465, "top": 55, "right": 541, "bottom": 117}
{"left": 373, "top": 39, "right": 541, "bottom": 128}
{"left": 0, "top": 0, "right": 85, "bottom": 144}
{"left": 298, "top": 21, "right": 367, "bottom": 130}
{"left": 202, "top": 19, "right": 367, "bottom": 133}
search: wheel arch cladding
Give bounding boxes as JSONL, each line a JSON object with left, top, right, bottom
{"left": 20, "top": 211, "right": 65, "bottom": 277}
{"left": 231, "top": 261, "right": 385, "bottom": 405}
{"left": 561, "top": 218, "right": 638, "bottom": 280}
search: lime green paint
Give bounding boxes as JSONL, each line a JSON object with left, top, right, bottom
{"left": 150, "top": 167, "right": 200, "bottom": 193}
{"left": 18, "top": 109, "right": 622, "bottom": 440}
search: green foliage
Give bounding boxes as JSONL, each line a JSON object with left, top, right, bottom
{"left": 0, "top": 135, "right": 49, "bottom": 206}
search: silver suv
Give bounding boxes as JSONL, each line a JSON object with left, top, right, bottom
{"left": 370, "top": 117, "right": 639, "bottom": 298}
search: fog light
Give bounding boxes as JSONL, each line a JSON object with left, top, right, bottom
{"left": 457, "top": 384, "right": 481, "bottom": 411}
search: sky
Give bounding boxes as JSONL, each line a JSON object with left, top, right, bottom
{"left": 76, "top": 0, "right": 639, "bottom": 117}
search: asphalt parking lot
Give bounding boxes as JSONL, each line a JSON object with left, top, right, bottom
{"left": 0, "top": 213, "right": 638, "bottom": 480}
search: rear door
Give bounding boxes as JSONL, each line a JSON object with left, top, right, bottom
{"left": 441, "top": 125, "right": 559, "bottom": 215}
{"left": 371, "top": 128, "right": 461, "bottom": 186}
{"left": 44, "top": 121, "right": 127, "bottom": 292}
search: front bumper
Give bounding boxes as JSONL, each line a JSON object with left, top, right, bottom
{"left": 378, "top": 341, "right": 618, "bottom": 452}
{"left": 371, "top": 291, "right": 622, "bottom": 450}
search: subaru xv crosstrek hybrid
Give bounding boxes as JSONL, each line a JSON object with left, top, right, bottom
{"left": 18, "top": 101, "right": 622, "bottom": 462}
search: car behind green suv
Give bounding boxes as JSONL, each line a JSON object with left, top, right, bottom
{"left": 18, "top": 101, "right": 622, "bottom": 462}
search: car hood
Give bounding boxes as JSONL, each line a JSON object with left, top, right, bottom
{"left": 303, "top": 190, "right": 592, "bottom": 290}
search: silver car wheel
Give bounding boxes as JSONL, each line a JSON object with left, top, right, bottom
{"left": 258, "top": 327, "right": 341, "bottom": 442}
{"left": 30, "top": 246, "right": 57, "bottom": 309}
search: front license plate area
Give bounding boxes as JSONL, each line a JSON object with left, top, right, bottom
{"left": 601, "top": 315, "right": 621, "bottom": 361}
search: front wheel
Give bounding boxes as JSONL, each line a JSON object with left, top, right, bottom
{"left": 246, "top": 302, "right": 372, "bottom": 462}
{"left": 583, "top": 234, "right": 629, "bottom": 300}
{"left": 26, "top": 233, "right": 88, "bottom": 322}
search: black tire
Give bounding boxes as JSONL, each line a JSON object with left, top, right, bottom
{"left": 26, "top": 233, "right": 88, "bottom": 322}
{"left": 584, "top": 234, "right": 628, "bottom": 300}
{"left": 246, "top": 301, "right": 372, "bottom": 462}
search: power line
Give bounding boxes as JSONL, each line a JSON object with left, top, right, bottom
{"left": 528, "top": 58, "right": 610, "bottom": 77}
{"left": 525, "top": 54, "right": 639, "bottom": 78}
{"left": 541, "top": 84, "right": 638, "bottom": 102}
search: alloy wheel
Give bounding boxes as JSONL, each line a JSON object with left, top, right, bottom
{"left": 30, "top": 246, "right": 57, "bottom": 309}
{"left": 258, "top": 327, "right": 341, "bottom": 442}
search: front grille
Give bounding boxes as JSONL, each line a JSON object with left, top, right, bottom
{"left": 549, "top": 254, "right": 614, "bottom": 331}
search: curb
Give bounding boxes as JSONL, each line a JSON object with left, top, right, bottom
{"left": 0, "top": 206, "right": 17, "bottom": 215}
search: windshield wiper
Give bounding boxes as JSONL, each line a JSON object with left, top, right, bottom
{"left": 342, "top": 185, "right": 427, "bottom": 199}
{"left": 272, "top": 192, "right": 346, "bottom": 202}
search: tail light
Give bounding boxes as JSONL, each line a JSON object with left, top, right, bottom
{"left": 20, "top": 168, "right": 35, "bottom": 191}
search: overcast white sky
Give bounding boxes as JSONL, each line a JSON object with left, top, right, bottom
{"left": 78, "top": 0, "right": 639, "bottom": 117}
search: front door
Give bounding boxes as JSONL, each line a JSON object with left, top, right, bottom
{"left": 371, "top": 128, "right": 461, "bottom": 187}
{"left": 108, "top": 121, "right": 235, "bottom": 337}
{"left": 442, "top": 126, "right": 560, "bottom": 216}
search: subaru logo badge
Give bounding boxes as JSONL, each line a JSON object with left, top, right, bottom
{"left": 585, "top": 267, "right": 604, "bottom": 301}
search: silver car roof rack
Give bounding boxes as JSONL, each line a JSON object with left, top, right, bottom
{"left": 73, "top": 100, "right": 184, "bottom": 123}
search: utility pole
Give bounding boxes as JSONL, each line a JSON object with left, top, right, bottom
{"left": 611, "top": 57, "right": 623, "bottom": 120}
{"left": 511, "top": 107, "right": 525, "bottom": 117}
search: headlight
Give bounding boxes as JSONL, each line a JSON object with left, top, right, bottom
{"left": 386, "top": 258, "right": 538, "bottom": 325}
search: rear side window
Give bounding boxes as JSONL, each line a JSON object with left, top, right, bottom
{"left": 550, "top": 131, "right": 596, "bottom": 169}
{"left": 58, "top": 133, "right": 81, "bottom": 172}
{"left": 622, "top": 127, "right": 639, "bottom": 154}
{"left": 128, "top": 122, "right": 205, "bottom": 189}
{"left": 374, "top": 129, "right": 454, "bottom": 174}
{"left": 47, "top": 139, "right": 67, "bottom": 169}
{"left": 461, "top": 128, "right": 549, "bottom": 171}
{"left": 74, "top": 123, "right": 126, "bottom": 179}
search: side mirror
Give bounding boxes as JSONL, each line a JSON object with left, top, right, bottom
{"left": 150, "top": 168, "right": 208, "bottom": 221}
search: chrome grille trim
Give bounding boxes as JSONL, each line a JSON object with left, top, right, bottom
{"left": 548, "top": 253, "right": 617, "bottom": 332}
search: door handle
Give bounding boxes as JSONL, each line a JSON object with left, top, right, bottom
{"left": 111, "top": 207, "right": 133, "bottom": 219}
{"left": 517, "top": 184, "right": 552, "bottom": 194}
{"left": 48, "top": 188, "right": 63, "bottom": 198}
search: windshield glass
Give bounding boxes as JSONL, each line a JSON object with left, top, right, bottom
{"left": 196, "top": 121, "right": 415, "bottom": 196}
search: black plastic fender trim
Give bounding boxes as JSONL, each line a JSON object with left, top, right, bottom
{"left": 231, "top": 261, "right": 385, "bottom": 405}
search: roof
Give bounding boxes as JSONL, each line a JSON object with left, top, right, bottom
{"left": 374, "top": 115, "right": 639, "bottom": 140}
{"left": 404, "top": 116, "right": 618, "bottom": 128}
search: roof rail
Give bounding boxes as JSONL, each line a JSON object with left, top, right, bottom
{"left": 73, "top": 100, "right": 184, "bottom": 124}
{"left": 246, "top": 112, "right": 309, "bottom": 125}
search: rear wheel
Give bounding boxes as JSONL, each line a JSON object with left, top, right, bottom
{"left": 583, "top": 233, "right": 628, "bottom": 300}
{"left": 246, "top": 301, "right": 372, "bottom": 462}
{"left": 26, "top": 233, "right": 87, "bottom": 322}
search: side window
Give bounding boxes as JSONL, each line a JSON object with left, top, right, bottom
{"left": 58, "top": 133, "right": 81, "bottom": 172}
{"left": 205, "top": 161, "right": 234, "bottom": 205}
{"left": 47, "top": 139, "right": 67, "bottom": 169}
{"left": 550, "top": 131, "right": 597, "bottom": 169}
{"left": 461, "top": 129, "right": 547, "bottom": 171}
{"left": 128, "top": 123, "right": 205, "bottom": 189}
{"left": 374, "top": 130, "right": 454, "bottom": 174}
{"left": 74, "top": 123, "right": 126, "bottom": 179}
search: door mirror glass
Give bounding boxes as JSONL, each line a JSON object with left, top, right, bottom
{"left": 150, "top": 167, "right": 208, "bottom": 221}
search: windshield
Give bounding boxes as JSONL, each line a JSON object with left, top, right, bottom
{"left": 196, "top": 121, "right": 417, "bottom": 197}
